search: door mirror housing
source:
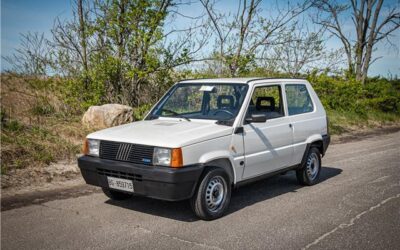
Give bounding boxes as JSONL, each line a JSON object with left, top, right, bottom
{"left": 245, "top": 114, "right": 267, "bottom": 123}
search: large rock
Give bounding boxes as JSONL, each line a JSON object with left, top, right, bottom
{"left": 82, "top": 104, "right": 133, "bottom": 129}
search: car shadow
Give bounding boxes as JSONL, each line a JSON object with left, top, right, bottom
{"left": 105, "top": 166, "right": 342, "bottom": 222}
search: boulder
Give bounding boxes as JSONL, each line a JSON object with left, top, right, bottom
{"left": 82, "top": 104, "right": 133, "bottom": 129}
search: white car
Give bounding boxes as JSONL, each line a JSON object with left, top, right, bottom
{"left": 78, "top": 78, "right": 330, "bottom": 220}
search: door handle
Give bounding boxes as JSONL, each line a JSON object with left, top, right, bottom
{"left": 289, "top": 123, "right": 293, "bottom": 128}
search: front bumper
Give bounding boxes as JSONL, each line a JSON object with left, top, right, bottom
{"left": 78, "top": 156, "right": 204, "bottom": 201}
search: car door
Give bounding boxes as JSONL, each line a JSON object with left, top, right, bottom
{"left": 242, "top": 84, "right": 293, "bottom": 179}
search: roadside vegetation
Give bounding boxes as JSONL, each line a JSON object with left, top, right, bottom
{"left": 0, "top": 75, "right": 92, "bottom": 175}
{"left": 1, "top": 0, "right": 399, "bottom": 181}
{"left": 2, "top": 72, "right": 399, "bottom": 175}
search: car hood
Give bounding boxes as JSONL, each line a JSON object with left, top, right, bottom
{"left": 87, "top": 118, "right": 233, "bottom": 148}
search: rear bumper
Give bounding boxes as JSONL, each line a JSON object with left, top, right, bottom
{"left": 78, "top": 156, "right": 203, "bottom": 201}
{"left": 322, "top": 134, "right": 331, "bottom": 156}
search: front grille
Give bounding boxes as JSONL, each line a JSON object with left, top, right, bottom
{"left": 99, "top": 141, "right": 154, "bottom": 165}
{"left": 97, "top": 168, "right": 142, "bottom": 182}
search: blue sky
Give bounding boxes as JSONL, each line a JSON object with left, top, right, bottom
{"left": 1, "top": 0, "right": 399, "bottom": 76}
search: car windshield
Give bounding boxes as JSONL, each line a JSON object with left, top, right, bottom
{"left": 148, "top": 83, "right": 249, "bottom": 122}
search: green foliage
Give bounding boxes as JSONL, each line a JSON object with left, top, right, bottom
{"left": 60, "top": 75, "right": 105, "bottom": 113}
{"left": 133, "top": 103, "right": 153, "bottom": 120}
{"left": 305, "top": 73, "right": 400, "bottom": 134}
{"left": 31, "top": 96, "right": 55, "bottom": 116}
{"left": 4, "top": 119, "right": 24, "bottom": 132}
{"left": 308, "top": 73, "right": 400, "bottom": 115}
{"left": 85, "top": 0, "right": 179, "bottom": 107}
{"left": 1, "top": 118, "right": 81, "bottom": 174}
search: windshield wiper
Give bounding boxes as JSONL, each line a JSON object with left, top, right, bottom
{"left": 161, "top": 109, "right": 191, "bottom": 122}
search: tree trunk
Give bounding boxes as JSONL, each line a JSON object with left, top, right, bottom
{"left": 77, "top": 0, "right": 89, "bottom": 88}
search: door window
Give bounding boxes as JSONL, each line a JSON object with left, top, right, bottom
{"left": 285, "top": 84, "right": 314, "bottom": 115}
{"left": 247, "top": 85, "right": 284, "bottom": 119}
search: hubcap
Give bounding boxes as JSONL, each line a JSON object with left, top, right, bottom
{"left": 205, "top": 176, "right": 225, "bottom": 212}
{"left": 306, "top": 153, "right": 319, "bottom": 180}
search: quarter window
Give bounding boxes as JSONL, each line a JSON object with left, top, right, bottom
{"left": 285, "top": 84, "right": 314, "bottom": 115}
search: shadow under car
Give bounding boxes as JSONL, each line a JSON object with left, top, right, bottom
{"left": 105, "top": 166, "right": 342, "bottom": 222}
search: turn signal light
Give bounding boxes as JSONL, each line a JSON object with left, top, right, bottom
{"left": 82, "top": 138, "right": 89, "bottom": 155}
{"left": 171, "top": 148, "right": 183, "bottom": 168}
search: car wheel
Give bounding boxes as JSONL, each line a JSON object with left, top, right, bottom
{"left": 102, "top": 187, "right": 132, "bottom": 200}
{"left": 190, "top": 167, "right": 231, "bottom": 220}
{"left": 296, "top": 147, "right": 321, "bottom": 186}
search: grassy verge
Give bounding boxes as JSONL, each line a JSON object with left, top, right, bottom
{"left": 1, "top": 74, "right": 91, "bottom": 175}
{"left": 1, "top": 117, "right": 89, "bottom": 175}
{"left": 327, "top": 110, "right": 400, "bottom": 135}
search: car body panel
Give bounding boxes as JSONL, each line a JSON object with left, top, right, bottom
{"left": 87, "top": 118, "right": 233, "bottom": 148}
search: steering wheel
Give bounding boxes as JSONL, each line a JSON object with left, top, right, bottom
{"left": 213, "top": 109, "right": 234, "bottom": 117}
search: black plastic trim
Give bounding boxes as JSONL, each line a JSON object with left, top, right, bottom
{"left": 78, "top": 156, "right": 204, "bottom": 201}
{"left": 235, "top": 164, "right": 299, "bottom": 188}
{"left": 234, "top": 127, "right": 244, "bottom": 134}
{"left": 322, "top": 134, "right": 331, "bottom": 156}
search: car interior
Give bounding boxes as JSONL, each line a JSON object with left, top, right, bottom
{"left": 247, "top": 89, "right": 284, "bottom": 120}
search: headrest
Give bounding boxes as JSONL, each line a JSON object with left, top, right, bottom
{"left": 256, "top": 97, "right": 275, "bottom": 111}
{"left": 217, "top": 95, "right": 234, "bottom": 109}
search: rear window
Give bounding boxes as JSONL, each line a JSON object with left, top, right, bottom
{"left": 285, "top": 84, "right": 314, "bottom": 115}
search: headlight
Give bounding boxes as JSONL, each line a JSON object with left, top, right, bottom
{"left": 83, "top": 139, "right": 100, "bottom": 157}
{"left": 153, "top": 147, "right": 183, "bottom": 168}
{"left": 153, "top": 147, "right": 171, "bottom": 166}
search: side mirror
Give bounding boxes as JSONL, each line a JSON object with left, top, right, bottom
{"left": 245, "top": 114, "right": 267, "bottom": 123}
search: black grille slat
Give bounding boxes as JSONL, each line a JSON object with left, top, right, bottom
{"left": 99, "top": 141, "right": 154, "bottom": 165}
{"left": 97, "top": 168, "right": 142, "bottom": 181}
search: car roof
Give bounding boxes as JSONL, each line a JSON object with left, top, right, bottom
{"left": 179, "top": 77, "right": 307, "bottom": 84}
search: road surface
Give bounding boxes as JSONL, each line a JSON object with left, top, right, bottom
{"left": 2, "top": 131, "right": 400, "bottom": 249}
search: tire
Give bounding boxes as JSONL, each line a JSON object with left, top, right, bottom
{"left": 296, "top": 147, "right": 321, "bottom": 186}
{"left": 102, "top": 187, "right": 132, "bottom": 200}
{"left": 190, "top": 167, "right": 231, "bottom": 220}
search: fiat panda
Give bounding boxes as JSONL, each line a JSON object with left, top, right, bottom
{"left": 78, "top": 78, "right": 330, "bottom": 220}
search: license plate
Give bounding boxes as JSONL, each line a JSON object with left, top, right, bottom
{"left": 107, "top": 176, "right": 134, "bottom": 193}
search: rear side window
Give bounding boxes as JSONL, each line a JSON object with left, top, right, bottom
{"left": 285, "top": 84, "right": 314, "bottom": 115}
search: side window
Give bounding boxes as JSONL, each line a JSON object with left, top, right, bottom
{"left": 247, "top": 85, "right": 284, "bottom": 119}
{"left": 285, "top": 84, "right": 314, "bottom": 115}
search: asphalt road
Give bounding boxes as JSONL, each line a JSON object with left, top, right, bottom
{"left": 2, "top": 131, "right": 400, "bottom": 250}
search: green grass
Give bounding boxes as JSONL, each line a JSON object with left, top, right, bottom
{"left": 327, "top": 109, "right": 400, "bottom": 135}
{"left": 1, "top": 118, "right": 83, "bottom": 175}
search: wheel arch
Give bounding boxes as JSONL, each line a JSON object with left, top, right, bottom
{"left": 300, "top": 138, "right": 324, "bottom": 168}
{"left": 202, "top": 158, "right": 235, "bottom": 185}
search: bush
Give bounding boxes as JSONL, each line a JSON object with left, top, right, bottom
{"left": 133, "top": 103, "right": 153, "bottom": 120}
{"left": 308, "top": 73, "right": 400, "bottom": 115}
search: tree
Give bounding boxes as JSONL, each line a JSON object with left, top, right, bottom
{"left": 2, "top": 32, "right": 51, "bottom": 76}
{"left": 51, "top": 0, "right": 93, "bottom": 78}
{"left": 91, "top": 0, "right": 206, "bottom": 106}
{"left": 265, "top": 22, "right": 344, "bottom": 76}
{"left": 313, "top": 0, "right": 400, "bottom": 83}
{"left": 200, "top": 0, "right": 311, "bottom": 76}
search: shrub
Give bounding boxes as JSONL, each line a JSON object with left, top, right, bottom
{"left": 308, "top": 73, "right": 400, "bottom": 115}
